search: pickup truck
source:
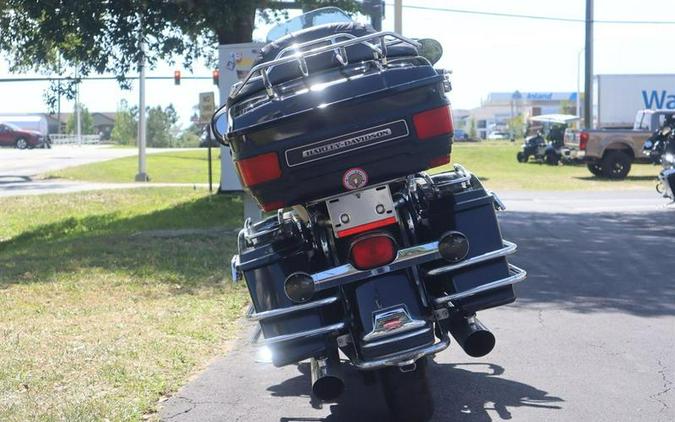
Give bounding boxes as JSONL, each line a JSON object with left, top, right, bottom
{"left": 564, "top": 109, "right": 674, "bottom": 179}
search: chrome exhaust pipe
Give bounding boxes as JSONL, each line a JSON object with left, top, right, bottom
{"left": 310, "top": 356, "right": 344, "bottom": 401}
{"left": 448, "top": 316, "right": 495, "bottom": 358}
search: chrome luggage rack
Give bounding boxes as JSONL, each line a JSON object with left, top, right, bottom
{"left": 229, "top": 31, "right": 422, "bottom": 100}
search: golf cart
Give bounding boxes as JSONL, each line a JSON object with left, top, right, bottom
{"left": 517, "top": 114, "right": 579, "bottom": 165}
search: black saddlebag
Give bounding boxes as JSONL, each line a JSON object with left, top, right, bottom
{"left": 422, "top": 176, "right": 516, "bottom": 314}
{"left": 226, "top": 61, "right": 452, "bottom": 210}
{"left": 237, "top": 217, "right": 341, "bottom": 367}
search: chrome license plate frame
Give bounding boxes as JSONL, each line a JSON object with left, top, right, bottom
{"left": 326, "top": 185, "right": 397, "bottom": 238}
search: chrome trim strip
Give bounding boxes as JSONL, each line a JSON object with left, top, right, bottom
{"left": 312, "top": 240, "right": 518, "bottom": 291}
{"left": 361, "top": 327, "right": 432, "bottom": 349}
{"left": 247, "top": 296, "right": 339, "bottom": 321}
{"left": 353, "top": 338, "right": 450, "bottom": 370}
{"left": 425, "top": 240, "right": 517, "bottom": 276}
{"left": 434, "top": 264, "right": 527, "bottom": 305}
{"left": 259, "top": 322, "right": 345, "bottom": 346}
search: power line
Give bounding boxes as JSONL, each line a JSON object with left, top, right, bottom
{"left": 389, "top": 3, "right": 675, "bottom": 25}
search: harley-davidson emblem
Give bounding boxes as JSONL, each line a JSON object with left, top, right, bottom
{"left": 342, "top": 168, "right": 368, "bottom": 190}
{"left": 285, "top": 120, "right": 409, "bottom": 167}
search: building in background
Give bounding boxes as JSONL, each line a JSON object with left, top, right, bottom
{"left": 466, "top": 91, "right": 579, "bottom": 139}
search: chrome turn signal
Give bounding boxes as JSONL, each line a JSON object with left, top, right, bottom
{"left": 438, "top": 231, "right": 469, "bottom": 262}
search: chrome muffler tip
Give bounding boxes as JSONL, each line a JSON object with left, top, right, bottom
{"left": 310, "top": 357, "right": 344, "bottom": 401}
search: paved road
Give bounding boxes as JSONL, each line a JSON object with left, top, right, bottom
{"left": 0, "top": 144, "right": 195, "bottom": 178}
{"left": 160, "top": 195, "right": 675, "bottom": 422}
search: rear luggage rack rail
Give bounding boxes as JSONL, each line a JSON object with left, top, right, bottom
{"left": 230, "top": 31, "right": 422, "bottom": 100}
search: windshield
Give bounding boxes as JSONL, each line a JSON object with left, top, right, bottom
{"left": 266, "top": 7, "right": 353, "bottom": 42}
{"left": 2, "top": 122, "right": 22, "bottom": 131}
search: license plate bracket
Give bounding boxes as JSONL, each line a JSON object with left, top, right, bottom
{"left": 326, "top": 185, "right": 398, "bottom": 238}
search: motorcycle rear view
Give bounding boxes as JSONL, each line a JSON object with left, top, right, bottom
{"left": 212, "top": 7, "right": 527, "bottom": 421}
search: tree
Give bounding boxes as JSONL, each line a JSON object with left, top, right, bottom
{"left": 468, "top": 118, "right": 477, "bottom": 140}
{"left": 66, "top": 104, "right": 95, "bottom": 135}
{"left": 146, "top": 104, "right": 179, "bottom": 147}
{"left": 111, "top": 100, "right": 138, "bottom": 145}
{"left": 507, "top": 114, "right": 525, "bottom": 139}
{"left": 0, "top": 1, "right": 361, "bottom": 106}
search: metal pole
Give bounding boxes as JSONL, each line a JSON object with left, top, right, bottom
{"left": 394, "top": 0, "right": 402, "bottom": 34}
{"left": 584, "top": 0, "right": 593, "bottom": 129}
{"left": 135, "top": 14, "right": 149, "bottom": 182}
{"left": 577, "top": 49, "right": 583, "bottom": 120}
{"left": 207, "top": 141, "right": 213, "bottom": 193}
{"left": 76, "top": 83, "right": 81, "bottom": 145}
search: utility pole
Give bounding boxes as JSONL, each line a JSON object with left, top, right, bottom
{"left": 584, "top": 0, "right": 593, "bottom": 129}
{"left": 75, "top": 82, "right": 81, "bottom": 144}
{"left": 577, "top": 48, "right": 583, "bottom": 120}
{"left": 135, "top": 13, "right": 149, "bottom": 182}
{"left": 394, "top": 0, "right": 402, "bottom": 34}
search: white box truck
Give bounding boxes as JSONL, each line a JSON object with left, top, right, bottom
{"left": 594, "top": 74, "right": 675, "bottom": 128}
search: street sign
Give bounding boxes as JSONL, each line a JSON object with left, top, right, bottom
{"left": 199, "top": 92, "right": 215, "bottom": 123}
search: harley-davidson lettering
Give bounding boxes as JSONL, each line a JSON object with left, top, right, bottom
{"left": 302, "top": 129, "right": 392, "bottom": 158}
{"left": 285, "top": 120, "right": 409, "bottom": 167}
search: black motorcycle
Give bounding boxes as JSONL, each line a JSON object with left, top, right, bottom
{"left": 643, "top": 121, "right": 675, "bottom": 202}
{"left": 212, "top": 7, "right": 527, "bottom": 421}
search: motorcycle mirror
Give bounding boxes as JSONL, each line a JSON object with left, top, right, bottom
{"left": 211, "top": 104, "right": 229, "bottom": 146}
{"left": 417, "top": 38, "right": 443, "bottom": 65}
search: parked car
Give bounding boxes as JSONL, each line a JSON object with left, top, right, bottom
{"left": 453, "top": 128, "right": 469, "bottom": 141}
{"left": 564, "top": 109, "right": 669, "bottom": 179}
{"left": 487, "top": 131, "right": 510, "bottom": 140}
{"left": 0, "top": 122, "right": 50, "bottom": 149}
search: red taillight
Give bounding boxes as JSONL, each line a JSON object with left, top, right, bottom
{"left": 579, "top": 132, "right": 589, "bottom": 151}
{"left": 429, "top": 155, "right": 450, "bottom": 168}
{"left": 350, "top": 234, "right": 397, "bottom": 270}
{"left": 413, "top": 106, "right": 453, "bottom": 140}
{"left": 235, "top": 152, "right": 282, "bottom": 187}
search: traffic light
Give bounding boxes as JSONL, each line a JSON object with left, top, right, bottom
{"left": 212, "top": 69, "right": 219, "bottom": 86}
{"left": 174, "top": 70, "right": 181, "bottom": 85}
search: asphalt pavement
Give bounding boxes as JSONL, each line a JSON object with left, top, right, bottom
{"left": 0, "top": 145, "right": 202, "bottom": 196}
{"left": 160, "top": 194, "right": 675, "bottom": 422}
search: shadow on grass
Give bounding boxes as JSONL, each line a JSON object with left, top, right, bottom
{"left": 0, "top": 194, "right": 244, "bottom": 290}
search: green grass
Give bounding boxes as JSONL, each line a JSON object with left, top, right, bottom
{"left": 0, "top": 188, "right": 248, "bottom": 421}
{"left": 48, "top": 149, "right": 221, "bottom": 184}
{"left": 436, "top": 141, "right": 658, "bottom": 191}
{"left": 48, "top": 143, "right": 659, "bottom": 191}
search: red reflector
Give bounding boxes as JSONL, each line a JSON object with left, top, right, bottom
{"left": 350, "top": 235, "right": 397, "bottom": 270}
{"left": 429, "top": 155, "right": 450, "bottom": 168}
{"left": 261, "top": 200, "right": 285, "bottom": 212}
{"left": 579, "top": 132, "right": 589, "bottom": 151}
{"left": 235, "top": 152, "right": 281, "bottom": 187}
{"left": 413, "top": 106, "right": 453, "bottom": 140}
{"left": 337, "top": 216, "right": 397, "bottom": 238}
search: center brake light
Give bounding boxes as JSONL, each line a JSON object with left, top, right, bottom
{"left": 349, "top": 233, "right": 397, "bottom": 270}
{"left": 579, "top": 132, "right": 589, "bottom": 151}
{"left": 235, "top": 152, "right": 282, "bottom": 187}
{"left": 413, "top": 105, "right": 453, "bottom": 140}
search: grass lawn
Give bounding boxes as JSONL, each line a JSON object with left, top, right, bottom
{"left": 48, "top": 149, "right": 221, "bottom": 184}
{"left": 436, "top": 141, "right": 658, "bottom": 191}
{"left": 0, "top": 188, "right": 248, "bottom": 421}
{"left": 47, "top": 143, "right": 659, "bottom": 191}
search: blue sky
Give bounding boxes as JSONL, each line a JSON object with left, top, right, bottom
{"left": 2, "top": 0, "right": 675, "bottom": 127}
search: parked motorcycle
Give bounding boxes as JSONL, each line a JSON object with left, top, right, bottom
{"left": 643, "top": 119, "right": 675, "bottom": 202}
{"left": 212, "top": 8, "right": 527, "bottom": 421}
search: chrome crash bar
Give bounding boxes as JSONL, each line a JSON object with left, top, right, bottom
{"left": 230, "top": 31, "right": 421, "bottom": 99}
{"left": 312, "top": 240, "right": 518, "bottom": 291}
{"left": 434, "top": 264, "right": 527, "bottom": 305}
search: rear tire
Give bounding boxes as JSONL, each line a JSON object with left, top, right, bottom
{"left": 601, "top": 151, "right": 632, "bottom": 179}
{"left": 587, "top": 162, "right": 604, "bottom": 177}
{"left": 15, "top": 138, "right": 28, "bottom": 149}
{"left": 545, "top": 151, "right": 559, "bottom": 166}
{"left": 381, "top": 357, "right": 434, "bottom": 422}
{"left": 516, "top": 152, "right": 527, "bottom": 163}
